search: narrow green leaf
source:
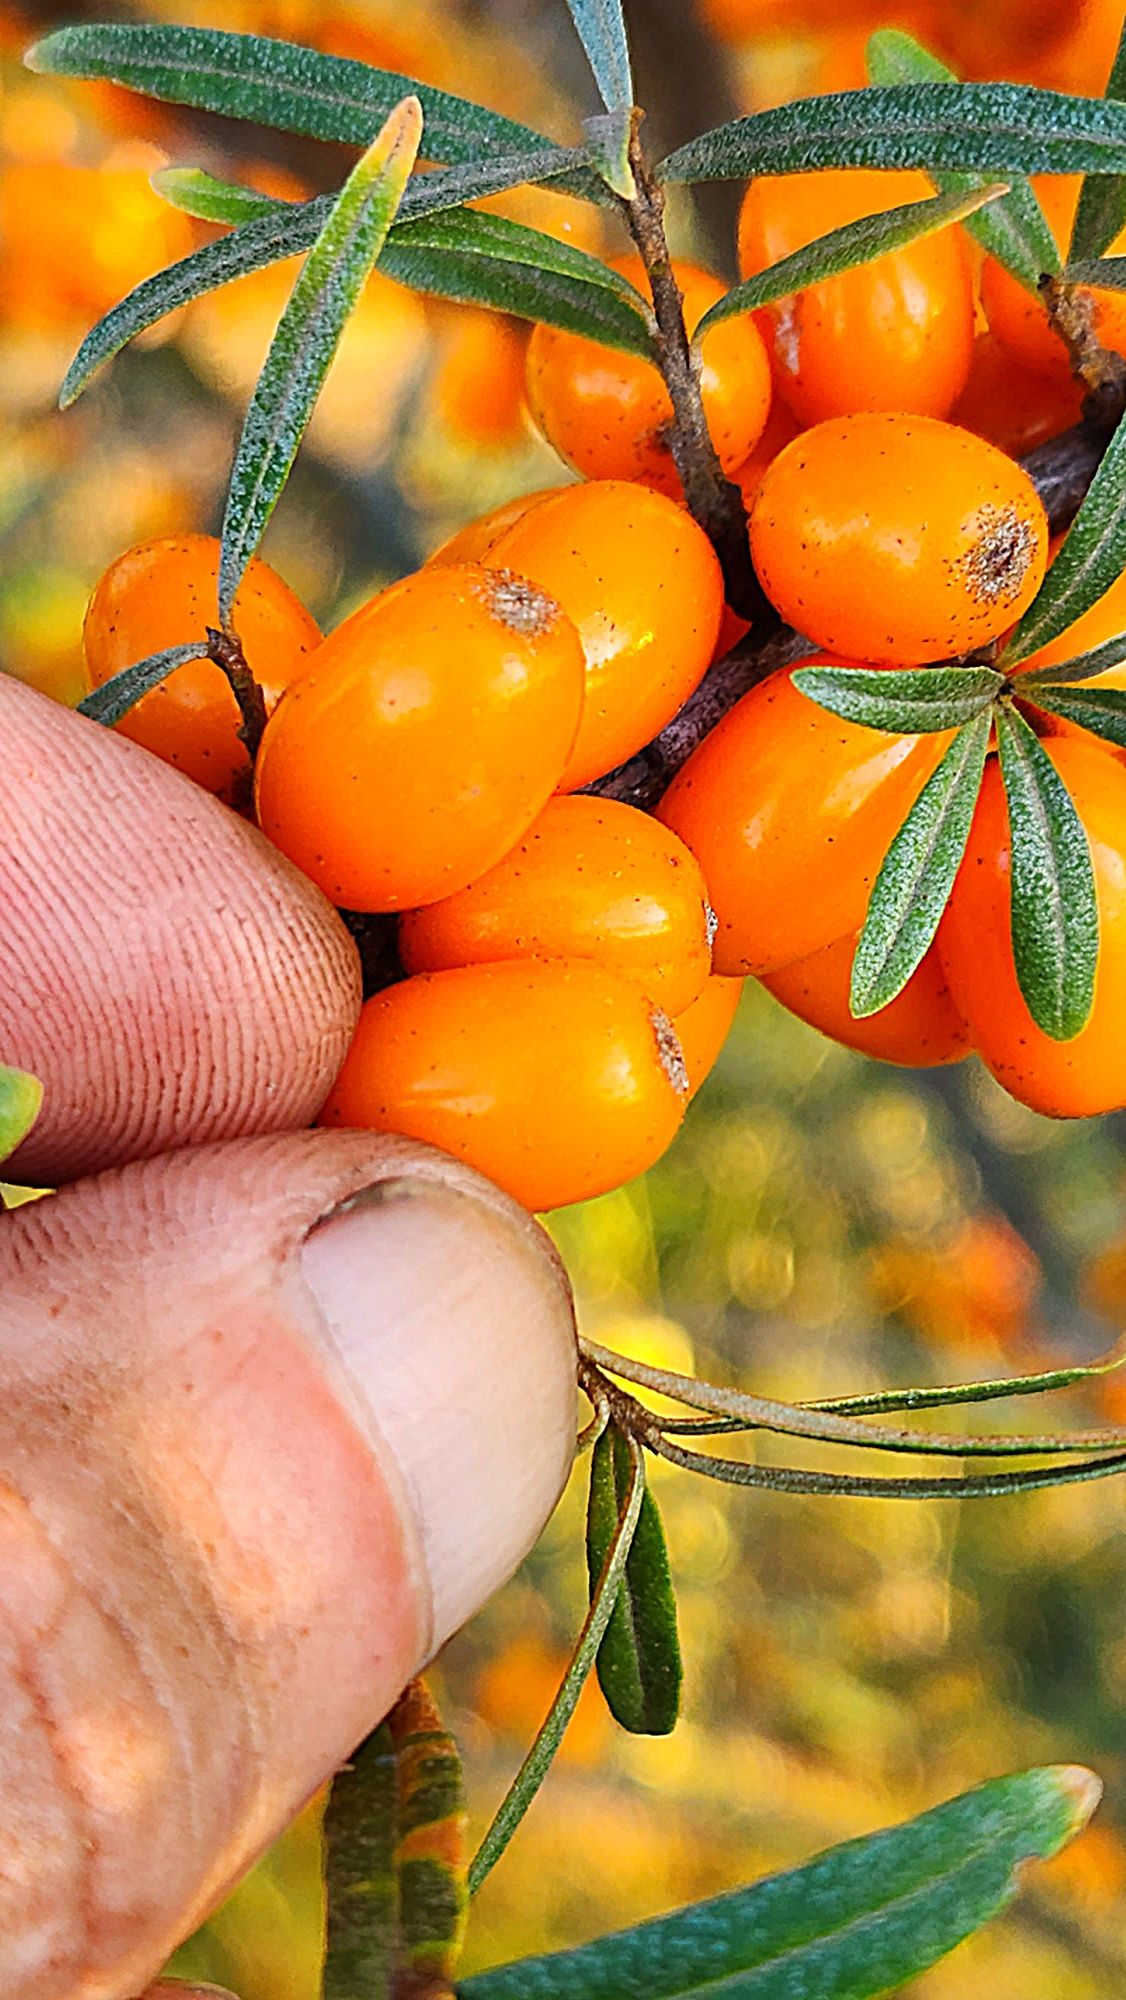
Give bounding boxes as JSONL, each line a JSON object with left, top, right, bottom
{"left": 468, "top": 1434, "right": 645, "bottom": 1897}
{"left": 382, "top": 208, "right": 654, "bottom": 355}
{"left": 1070, "top": 14, "right": 1126, "bottom": 259}
{"left": 26, "top": 23, "right": 590, "bottom": 181}
{"left": 566, "top": 0, "right": 633, "bottom": 113}
{"left": 850, "top": 713, "right": 991, "bottom": 1018}
{"left": 792, "top": 664, "right": 1002, "bottom": 734}
{"left": 152, "top": 166, "right": 282, "bottom": 226}
{"left": 218, "top": 95, "right": 421, "bottom": 618}
{"left": 77, "top": 642, "right": 210, "bottom": 725}
{"left": 865, "top": 30, "right": 1058, "bottom": 291}
{"left": 0, "top": 1064, "right": 43, "bottom": 1166}
{"left": 1062, "top": 254, "right": 1126, "bottom": 289}
{"left": 995, "top": 702, "right": 1098, "bottom": 1040}
{"left": 652, "top": 1428, "right": 1126, "bottom": 1500}
{"left": 324, "top": 1724, "right": 398, "bottom": 2000}
{"left": 660, "top": 84, "right": 1126, "bottom": 186}
{"left": 458, "top": 1767, "right": 1101, "bottom": 2000}
{"left": 1005, "top": 406, "right": 1126, "bottom": 660}
{"left": 60, "top": 155, "right": 639, "bottom": 407}
{"left": 1023, "top": 684, "right": 1126, "bottom": 748}
{"left": 811, "top": 1348, "right": 1126, "bottom": 1416}
{"left": 587, "top": 1427, "right": 681, "bottom": 1737}
{"left": 582, "top": 1338, "right": 1126, "bottom": 1461}
{"left": 1013, "top": 629, "right": 1126, "bottom": 687}
{"left": 700, "top": 183, "right": 1006, "bottom": 333}
{"left": 586, "top": 1333, "right": 1126, "bottom": 1421}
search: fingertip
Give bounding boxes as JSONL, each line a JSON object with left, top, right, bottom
{"left": 300, "top": 1168, "right": 578, "bottom": 1651}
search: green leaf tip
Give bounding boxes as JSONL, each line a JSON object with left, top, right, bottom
{"left": 0, "top": 1064, "right": 43, "bottom": 1167}
{"left": 151, "top": 166, "right": 282, "bottom": 227}
{"left": 218, "top": 90, "right": 422, "bottom": 619}
{"left": 792, "top": 663, "right": 1001, "bottom": 734}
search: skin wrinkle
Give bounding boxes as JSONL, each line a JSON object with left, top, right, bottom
{"left": 0, "top": 678, "right": 361, "bottom": 1185}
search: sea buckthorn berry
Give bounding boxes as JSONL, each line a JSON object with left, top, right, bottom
{"left": 674, "top": 974, "right": 743, "bottom": 1097}
{"left": 730, "top": 399, "right": 803, "bottom": 512}
{"left": 84, "top": 533, "right": 321, "bottom": 803}
{"left": 750, "top": 415, "right": 1049, "bottom": 665}
{"left": 657, "top": 660, "right": 954, "bottom": 976}
{"left": 427, "top": 487, "right": 565, "bottom": 567}
{"left": 319, "top": 958, "right": 689, "bottom": 1211}
{"left": 762, "top": 932, "right": 972, "bottom": 1068}
{"left": 473, "top": 480, "right": 724, "bottom": 789}
{"left": 981, "top": 175, "right": 1126, "bottom": 383}
{"left": 400, "top": 795, "right": 713, "bottom": 1015}
{"left": 737, "top": 168, "right": 975, "bottom": 426}
{"left": 525, "top": 254, "right": 772, "bottom": 496}
{"left": 937, "top": 740, "right": 1126, "bottom": 1117}
{"left": 254, "top": 562, "right": 585, "bottom": 912}
{"left": 951, "top": 332, "right": 1084, "bottom": 459}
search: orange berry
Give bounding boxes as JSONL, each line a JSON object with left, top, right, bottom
{"left": 254, "top": 563, "right": 585, "bottom": 911}
{"left": 431, "top": 308, "right": 529, "bottom": 448}
{"left": 762, "top": 931, "right": 971, "bottom": 1066}
{"left": 674, "top": 974, "right": 744, "bottom": 1096}
{"left": 938, "top": 739, "right": 1126, "bottom": 1116}
{"left": 476, "top": 481, "right": 724, "bottom": 789}
{"left": 737, "top": 168, "right": 974, "bottom": 426}
{"left": 657, "top": 660, "right": 954, "bottom": 975}
{"left": 950, "top": 331, "right": 1085, "bottom": 458}
{"left": 750, "top": 414, "right": 1049, "bottom": 664}
{"left": 427, "top": 487, "right": 565, "bottom": 567}
{"left": 525, "top": 255, "right": 772, "bottom": 495}
{"left": 730, "top": 399, "right": 803, "bottom": 511}
{"left": 400, "top": 795, "right": 713, "bottom": 1014}
{"left": 319, "top": 958, "right": 689, "bottom": 1210}
{"left": 83, "top": 533, "right": 320, "bottom": 803}
{"left": 982, "top": 175, "right": 1126, "bottom": 383}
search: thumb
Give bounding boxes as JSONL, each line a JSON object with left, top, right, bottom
{"left": 0, "top": 1129, "right": 576, "bottom": 2000}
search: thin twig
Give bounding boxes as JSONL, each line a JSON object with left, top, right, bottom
{"left": 206, "top": 623, "right": 268, "bottom": 810}
{"left": 622, "top": 118, "right": 764, "bottom": 619}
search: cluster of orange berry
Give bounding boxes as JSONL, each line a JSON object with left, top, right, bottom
{"left": 81, "top": 164, "right": 1126, "bottom": 1209}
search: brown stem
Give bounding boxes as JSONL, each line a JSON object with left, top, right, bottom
{"left": 623, "top": 119, "right": 767, "bottom": 621}
{"left": 206, "top": 624, "right": 268, "bottom": 813}
{"left": 590, "top": 409, "right": 1126, "bottom": 813}
{"left": 1041, "top": 274, "right": 1126, "bottom": 419}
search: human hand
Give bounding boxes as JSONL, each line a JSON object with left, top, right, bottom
{"left": 0, "top": 677, "right": 578, "bottom": 2000}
